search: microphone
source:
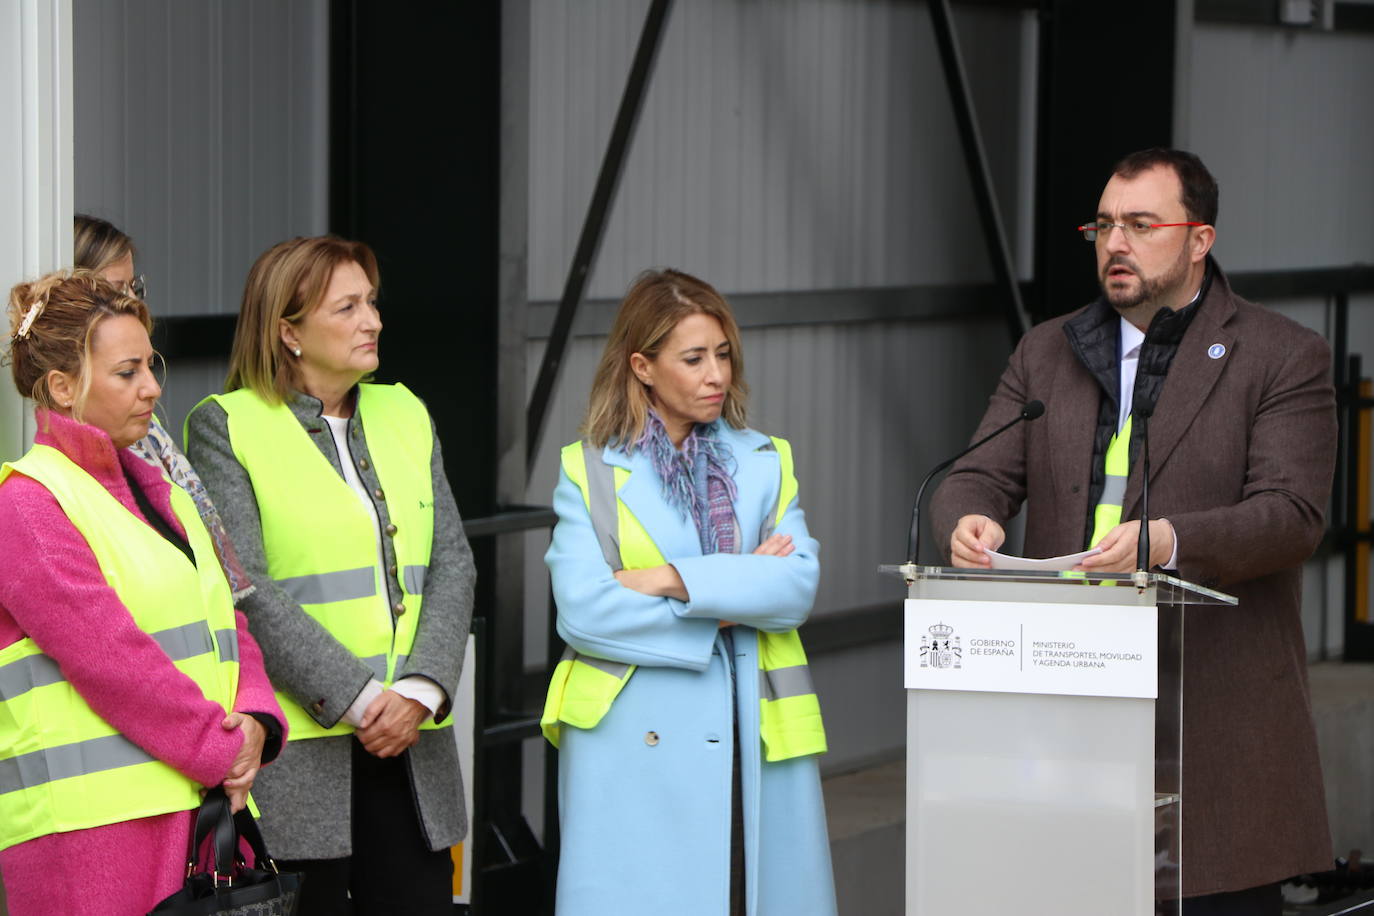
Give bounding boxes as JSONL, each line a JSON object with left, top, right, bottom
{"left": 1135, "top": 404, "right": 1153, "bottom": 578}
{"left": 907, "top": 400, "right": 1046, "bottom": 567}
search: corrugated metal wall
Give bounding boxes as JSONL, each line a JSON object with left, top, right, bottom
{"left": 1189, "top": 22, "right": 1374, "bottom": 270}
{"left": 1189, "top": 21, "right": 1374, "bottom": 658}
{"left": 528, "top": 0, "right": 1031, "bottom": 301}
{"left": 519, "top": 2, "right": 1036, "bottom": 781}
{"left": 517, "top": 5, "right": 1374, "bottom": 788}
{"left": 72, "top": 0, "right": 328, "bottom": 431}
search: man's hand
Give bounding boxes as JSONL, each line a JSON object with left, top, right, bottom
{"left": 950, "top": 515, "right": 1005, "bottom": 567}
{"left": 614, "top": 564, "right": 689, "bottom": 601}
{"left": 221, "top": 712, "right": 266, "bottom": 813}
{"left": 1078, "top": 519, "right": 1175, "bottom": 573}
{"left": 357, "top": 690, "right": 429, "bottom": 758}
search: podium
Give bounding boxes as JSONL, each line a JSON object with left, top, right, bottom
{"left": 883, "top": 565, "right": 1235, "bottom": 916}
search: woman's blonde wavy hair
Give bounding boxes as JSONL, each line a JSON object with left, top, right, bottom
{"left": 225, "top": 236, "right": 379, "bottom": 402}
{"left": 583, "top": 268, "right": 748, "bottom": 449}
{"left": 6, "top": 270, "right": 152, "bottom": 417}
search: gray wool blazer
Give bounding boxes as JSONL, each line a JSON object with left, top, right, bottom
{"left": 186, "top": 387, "right": 475, "bottom": 859}
{"left": 931, "top": 263, "right": 1335, "bottom": 897}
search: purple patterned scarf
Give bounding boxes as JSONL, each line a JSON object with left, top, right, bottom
{"left": 635, "top": 411, "right": 739, "bottom": 555}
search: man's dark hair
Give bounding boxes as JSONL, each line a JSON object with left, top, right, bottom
{"left": 1112, "top": 148, "right": 1219, "bottom": 226}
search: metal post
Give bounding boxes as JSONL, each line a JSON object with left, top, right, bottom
{"left": 927, "top": 0, "right": 1032, "bottom": 341}
{"left": 1345, "top": 351, "right": 1366, "bottom": 660}
{"left": 525, "top": 0, "right": 674, "bottom": 473}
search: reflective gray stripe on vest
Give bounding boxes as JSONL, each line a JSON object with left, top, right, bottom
{"left": 0, "top": 733, "right": 156, "bottom": 796}
{"left": 757, "top": 441, "right": 780, "bottom": 543}
{"left": 759, "top": 664, "right": 815, "bottom": 703}
{"left": 393, "top": 654, "right": 408, "bottom": 674}
{"left": 0, "top": 654, "right": 65, "bottom": 702}
{"left": 215, "top": 629, "right": 240, "bottom": 664}
{"left": 0, "top": 622, "right": 224, "bottom": 703}
{"left": 403, "top": 565, "right": 427, "bottom": 595}
{"left": 1099, "top": 473, "right": 1127, "bottom": 508}
{"left": 151, "top": 621, "right": 215, "bottom": 661}
{"left": 558, "top": 643, "right": 631, "bottom": 678}
{"left": 361, "top": 654, "right": 390, "bottom": 682}
{"left": 581, "top": 442, "right": 623, "bottom": 572}
{"left": 277, "top": 567, "right": 376, "bottom": 605}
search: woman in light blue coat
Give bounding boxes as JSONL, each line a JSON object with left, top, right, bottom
{"left": 544, "top": 269, "right": 837, "bottom": 916}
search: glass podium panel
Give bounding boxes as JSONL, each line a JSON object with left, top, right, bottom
{"left": 890, "top": 566, "right": 1235, "bottom": 916}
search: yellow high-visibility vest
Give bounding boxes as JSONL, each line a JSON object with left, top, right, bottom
{"left": 542, "top": 436, "right": 827, "bottom": 762}
{"left": 0, "top": 445, "right": 240, "bottom": 851}
{"left": 204, "top": 384, "right": 448, "bottom": 740}
{"left": 1090, "top": 414, "right": 1133, "bottom": 547}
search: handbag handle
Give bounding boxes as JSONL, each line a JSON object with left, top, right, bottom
{"left": 233, "top": 806, "right": 281, "bottom": 873}
{"left": 187, "top": 788, "right": 238, "bottom": 883}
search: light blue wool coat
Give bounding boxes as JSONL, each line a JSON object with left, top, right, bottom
{"left": 546, "top": 421, "right": 837, "bottom": 916}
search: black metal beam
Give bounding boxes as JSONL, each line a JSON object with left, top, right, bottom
{"left": 150, "top": 314, "right": 238, "bottom": 361}
{"left": 525, "top": 0, "right": 673, "bottom": 473}
{"left": 463, "top": 505, "right": 558, "bottom": 539}
{"left": 1197, "top": 0, "right": 1374, "bottom": 32}
{"left": 148, "top": 266, "right": 1374, "bottom": 366}
{"left": 1033, "top": 1, "right": 1179, "bottom": 322}
{"left": 927, "top": 0, "right": 1031, "bottom": 343}
{"left": 1226, "top": 266, "right": 1374, "bottom": 302}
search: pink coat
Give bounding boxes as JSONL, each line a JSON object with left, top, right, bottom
{"left": 0, "top": 410, "right": 283, "bottom": 916}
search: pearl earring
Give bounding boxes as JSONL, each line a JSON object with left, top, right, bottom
{"left": 293, "top": 347, "right": 302, "bottom": 357}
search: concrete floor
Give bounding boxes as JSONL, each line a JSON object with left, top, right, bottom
{"left": 825, "top": 759, "right": 904, "bottom": 916}
{"left": 1308, "top": 662, "right": 1374, "bottom": 861}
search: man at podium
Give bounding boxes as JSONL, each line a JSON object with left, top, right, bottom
{"left": 930, "top": 148, "right": 1336, "bottom": 915}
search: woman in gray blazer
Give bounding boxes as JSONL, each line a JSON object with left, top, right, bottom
{"left": 186, "top": 235, "right": 474, "bottom": 916}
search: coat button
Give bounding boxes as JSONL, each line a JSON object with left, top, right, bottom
{"left": 644, "top": 731, "right": 660, "bottom": 746}
{"left": 388, "top": 564, "right": 398, "bottom": 577}
{"left": 374, "top": 488, "right": 385, "bottom": 501}
{"left": 351, "top": 426, "right": 359, "bottom": 437}
{"left": 359, "top": 458, "right": 371, "bottom": 471}
{"left": 310, "top": 700, "right": 325, "bottom": 715}
{"left": 385, "top": 524, "right": 398, "bottom": 537}
{"left": 1071, "top": 484, "right": 1080, "bottom": 493}
{"left": 393, "top": 601, "right": 406, "bottom": 617}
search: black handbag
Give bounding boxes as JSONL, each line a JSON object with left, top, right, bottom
{"left": 147, "top": 787, "right": 303, "bottom": 916}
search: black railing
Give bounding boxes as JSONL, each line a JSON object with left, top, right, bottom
{"left": 463, "top": 505, "right": 560, "bottom": 915}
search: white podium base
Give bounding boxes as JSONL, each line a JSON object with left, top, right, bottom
{"left": 906, "top": 689, "right": 1155, "bottom": 915}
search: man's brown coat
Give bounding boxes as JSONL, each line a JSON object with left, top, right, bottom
{"left": 931, "top": 265, "right": 1335, "bottom": 896}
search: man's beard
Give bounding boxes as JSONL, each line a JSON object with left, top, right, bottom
{"left": 1100, "top": 245, "right": 1191, "bottom": 314}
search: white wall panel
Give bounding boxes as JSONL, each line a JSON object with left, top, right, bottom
{"left": 1189, "top": 23, "right": 1374, "bottom": 271}
{"left": 1, "top": 0, "right": 72, "bottom": 461}
{"left": 528, "top": 0, "right": 1030, "bottom": 303}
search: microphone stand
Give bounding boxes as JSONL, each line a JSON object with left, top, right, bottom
{"left": 907, "top": 400, "right": 1045, "bottom": 569}
{"left": 1133, "top": 406, "right": 1152, "bottom": 590}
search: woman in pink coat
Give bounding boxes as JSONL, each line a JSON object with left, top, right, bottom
{"left": 0, "top": 271, "right": 284, "bottom": 916}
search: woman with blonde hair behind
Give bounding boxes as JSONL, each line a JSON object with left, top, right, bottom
{"left": 186, "top": 235, "right": 474, "bottom": 915}
{"left": 0, "top": 271, "right": 282, "bottom": 915}
{"left": 542, "top": 268, "right": 837, "bottom": 915}
{"left": 72, "top": 213, "right": 254, "bottom": 601}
